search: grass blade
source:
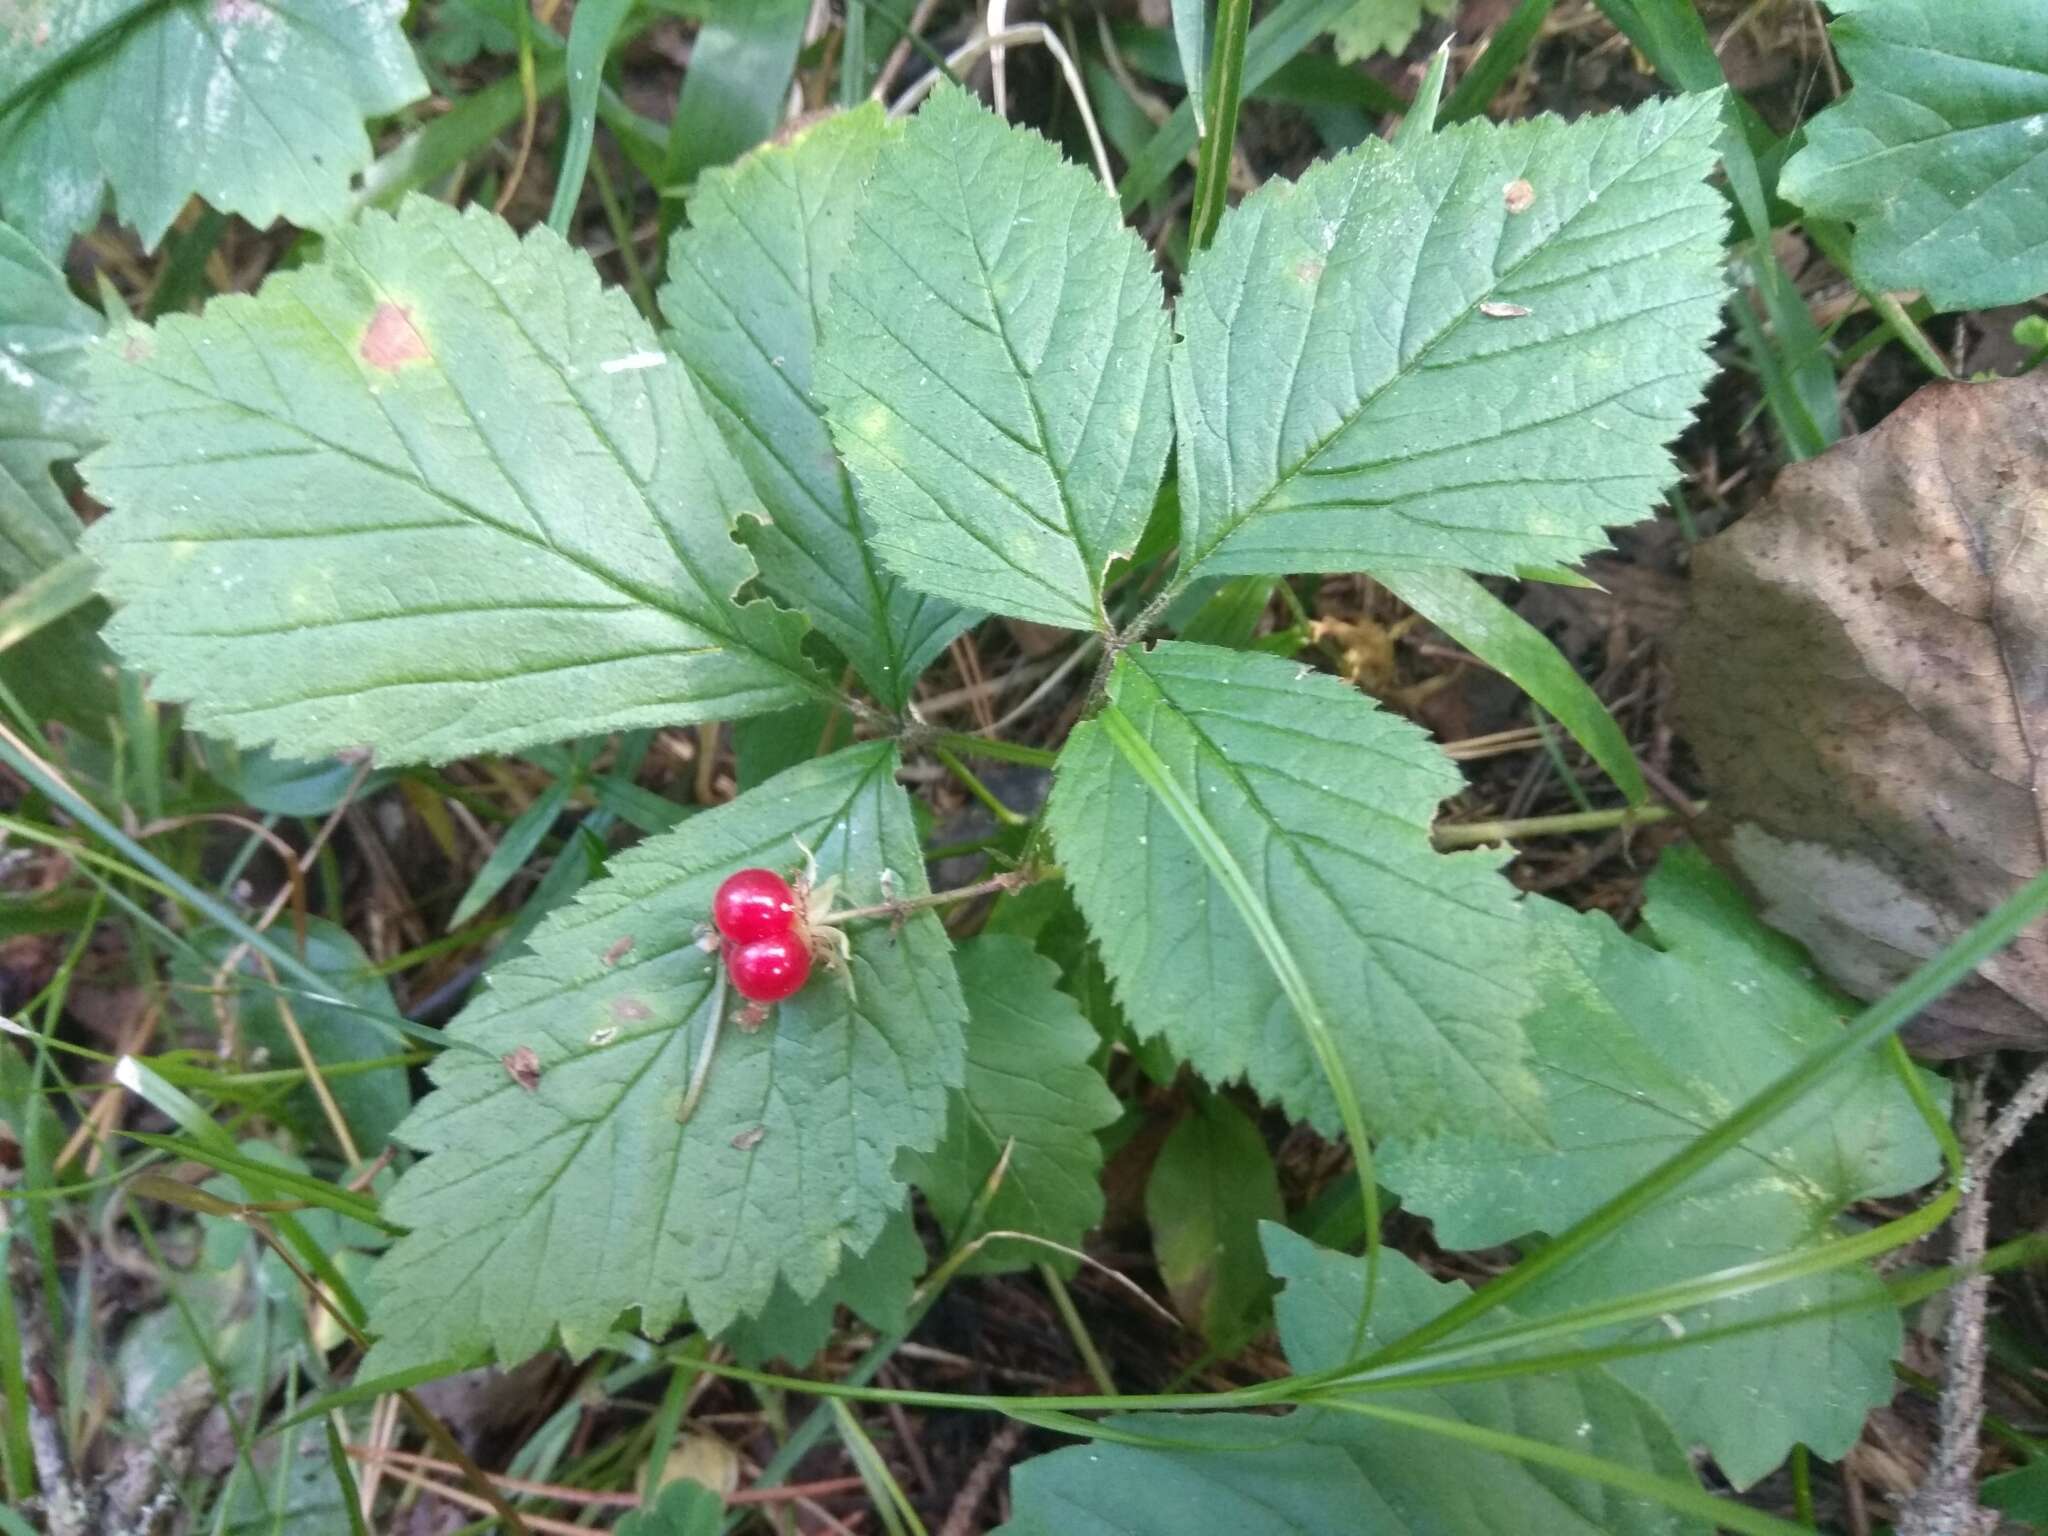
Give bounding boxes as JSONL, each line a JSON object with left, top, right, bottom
{"left": 545, "top": 0, "right": 635, "bottom": 235}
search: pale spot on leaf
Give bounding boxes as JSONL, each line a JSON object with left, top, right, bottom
{"left": 359, "top": 301, "right": 429, "bottom": 372}
{"left": 611, "top": 996, "right": 653, "bottom": 1022}
{"left": 1480, "top": 301, "right": 1532, "bottom": 318}
{"left": 601, "top": 935, "right": 635, "bottom": 966}
{"left": 1503, "top": 178, "right": 1535, "bottom": 214}
{"left": 732, "top": 1125, "right": 766, "bottom": 1151}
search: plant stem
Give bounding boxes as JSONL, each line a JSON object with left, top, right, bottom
{"left": 1040, "top": 1263, "right": 1117, "bottom": 1396}
{"left": 813, "top": 869, "right": 1051, "bottom": 929}
{"left": 932, "top": 746, "right": 1028, "bottom": 828}
{"left": 925, "top": 730, "right": 1057, "bottom": 770}
{"left": 1188, "top": 0, "right": 1251, "bottom": 249}
{"left": 1431, "top": 802, "right": 1688, "bottom": 849}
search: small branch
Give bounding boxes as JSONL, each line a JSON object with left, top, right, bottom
{"left": 813, "top": 869, "right": 1046, "bottom": 930}
{"left": 1898, "top": 1061, "right": 2048, "bottom": 1536}
{"left": 938, "top": 1419, "right": 1028, "bottom": 1536}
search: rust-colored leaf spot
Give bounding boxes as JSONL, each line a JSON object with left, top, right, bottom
{"left": 1294, "top": 258, "right": 1325, "bottom": 285}
{"left": 732, "top": 1125, "right": 766, "bottom": 1151}
{"left": 1503, "top": 178, "right": 1535, "bottom": 214}
{"left": 601, "top": 935, "right": 635, "bottom": 967}
{"left": 502, "top": 1046, "right": 541, "bottom": 1092}
{"left": 611, "top": 996, "right": 653, "bottom": 1022}
{"left": 359, "top": 302, "right": 429, "bottom": 372}
{"left": 1479, "top": 301, "right": 1532, "bottom": 318}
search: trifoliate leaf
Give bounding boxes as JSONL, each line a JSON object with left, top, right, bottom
{"left": 719, "top": 1204, "right": 924, "bottom": 1368}
{"left": 1380, "top": 849, "right": 1945, "bottom": 1486}
{"left": 83, "top": 197, "right": 824, "bottom": 764}
{"left": 999, "top": 1227, "right": 1708, "bottom": 1536}
{"left": 902, "top": 936, "right": 1119, "bottom": 1274}
{"left": 665, "top": 106, "right": 967, "bottom": 711}
{"left": 1171, "top": 95, "right": 1727, "bottom": 585}
{"left": 1780, "top": 0, "right": 2048, "bottom": 312}
{"left": 818, "top": 83, "right": 1173, "bottom": 631}
{"left": 1145, "top": 1094, "right": 1283, "bottom": 1343}
{"left": 362, "top": 743, "right": 967, "bottom": 1375}
{"left": 0, "top": 0, "right": 427, "bottom": 255}
{"left": 1327, "top": 0, "right": 1457, "bottom": 64}
{"left": 1046, "top": 641, "right": 1539, "bottom": 1142}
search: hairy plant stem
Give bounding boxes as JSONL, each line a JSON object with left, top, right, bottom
{"left": 1899, "top": 1058, "right": 2048, "bottom": 1536}
{"left": 812, "top": 868, "right": 1052, "bottom": 929}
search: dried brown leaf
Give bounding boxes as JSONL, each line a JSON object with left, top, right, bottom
{"left": 1677, "top": 374, "right": 2048, "bottom": 1056}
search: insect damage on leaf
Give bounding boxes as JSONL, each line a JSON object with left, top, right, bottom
{"left": 500, "top": 1047, "right": 541, "bottom": 1092}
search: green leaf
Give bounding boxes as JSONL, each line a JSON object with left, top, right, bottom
{"left": 617, "top": 1479, "right": 724, "bottom": 1536}
{"left": 902, "top": 936, "right": 1120, "bottom": 1274}
{"left": 448, "top": 779, "right": 570, "bottom": 930}
{"left": 0, "top": 221, "right": 96, "bottom": 585}
{"left": 547, "top": 0, "right": 635, "bottom": 234}
{"left": 1046, "top": 640, "right": 1539, "bottom": 1142}
{"left": 1173, "top": 0, "right": 1210, "bottom": 133}
{"left": 0, "top": 0, "right": 427, "bottom": 255}
{"left": 0, "top": 220, "right": 115, "bottom": 731}
{"left": 1170, "top": 94, "right": 1728, "bottom": 586}
{"left": 1145, "top": 1094, "right": 1283, "bottom": 1342}
{"left": 1982, "top": 1457, "right": 2048, "bottom": 1523}
{"left": 1370, "top": 566, "right": 1646, "bottom": 803}
{"left": 1327, "top": 0, "right": 1457, "bottom": 64}
{"left": 82, "top": 197, "right": 824, "bottom": 765}
{"left": 1779, "top": 0, "right": 2048, "bottom": 312}
{"left": 719, "top": 1204, "right": 924, "bottom": 1368}
{"left": 659, "top": 0, "right": 811, "bottom": 210}
{"left": 664, "top": 106, "right": 969, "bottom": 711}
{"left": 999, "top": 1227, "right": 1709, "bottom": 1536}
{"left": 362, "top": 743, "right": 967, "bottom": 1375}
{"left": 204, "top": 742, "right": 394, "bottom": 816}
{"left": 818, "top": 83, "right": 1174, "bottom": 631}
{"left": 172, "top": 917, "right": 412, "bottom": 1156}
{"left": 1379, "top": 849, "right": 1945, "bottom": 1486}
{"left": 733, "top": 702, "right": 849, "bottom": 789}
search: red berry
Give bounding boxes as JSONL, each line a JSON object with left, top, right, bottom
{"left": 726, "top": 933, "right": 812, "bottom": 1003}
{"left": 712, "top": 867, "right": 798, "bottom": 943}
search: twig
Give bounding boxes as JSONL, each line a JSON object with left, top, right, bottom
{"left": 812, "top": 870, "right": 1038, "bottom": 929}
{"left": 249, "top": 949, "right": 362, "bottom": 1165}
{"left": 103, "top": 1368, "right": 215, "bottom": 1536}
{"left": 10, "top": 1266, "right": 90, "bottom": 1536}
{"left": 975, "top": 637, "right": 1100, "bottom": 738}
{"left": 871, "top": 0, "right": 945, "bottom": 101}
{"left": 937, "top": 1419, "right": 1027, "bottom": 1536}
{"left": 1896, "top": 1060, "right": 2048, "bottom": 1536}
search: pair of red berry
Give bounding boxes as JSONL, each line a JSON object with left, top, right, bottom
{"left": 712, "top": 867, "right": 813, "bottom": 1002}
